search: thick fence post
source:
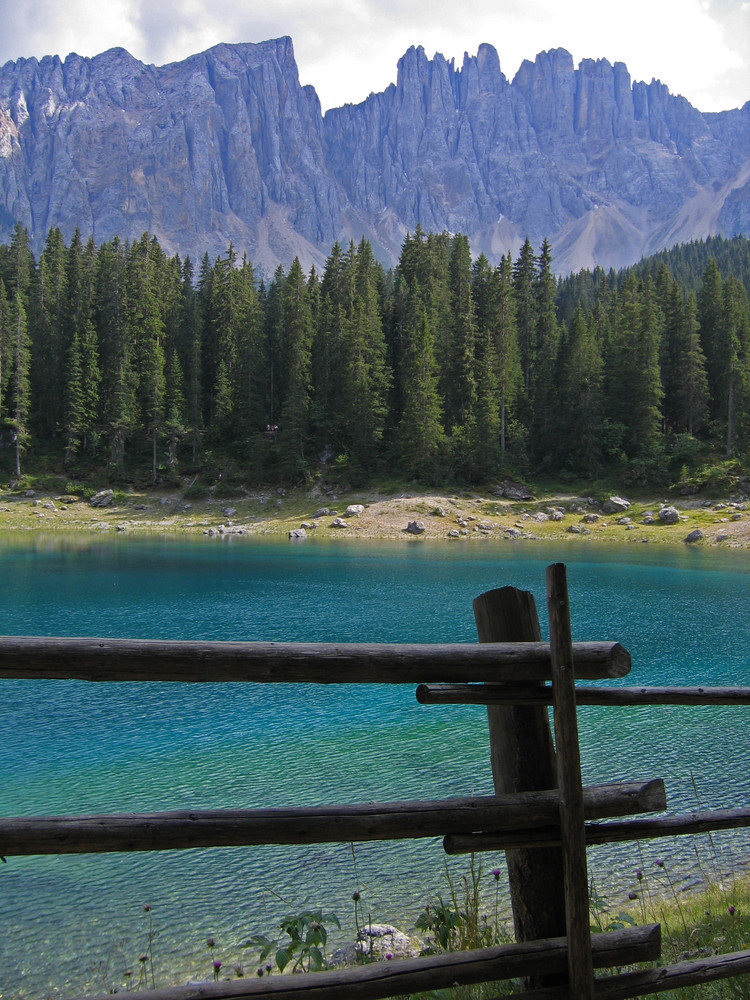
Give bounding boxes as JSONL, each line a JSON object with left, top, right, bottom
{"left": 473, "top": 587, "right": 567, "bottom": 981}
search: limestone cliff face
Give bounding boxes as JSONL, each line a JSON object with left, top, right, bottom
{"left": 0, "top": 37, "right": 748, "bottom": 274}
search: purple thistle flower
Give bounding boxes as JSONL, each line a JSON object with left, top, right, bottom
{"left": 257, "top": 968, "right": 264, "bottom": 978}
{"left": 352, "top": 891, "right": 361, "bottom": 902}
{"left": 729, "top": 906, "right": 736, "bottom": 916}
{"left": 491, "top": 868, "right": 501, "bottom": 880}
{"left": 213, "top": 961, "right": 222, "bottom": 971}
{"left": 656, "top": 859, "right": 665, "bottom": 868}
{"left": 385, "top": 952, "right": 393, "bottom": 960}
{"left": 636, "top": 870, "right": 643, "bottom": 881}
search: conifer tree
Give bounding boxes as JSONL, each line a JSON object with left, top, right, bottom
{"left": 6, "top": 224, "right": 34, "bottom": 477}
{"left": 530, "top": 239, "right": 560, "bottom": 463}
{"left": 396, "top": 286, "right": 444, "bottom": 481}
{"left": 443, "top": 235, "right": 477, "bottom": 477}
{"left": 278, "top": 259, "right": 313, "bottom": 479}
{"left": 33, "top": 227, "right": 68, "bottom": 438}
{"left": 556, "top": 307, "right": 603, "bottom": 475}
{"left": 64, "top": 318, "right": 100, "bottom": 462}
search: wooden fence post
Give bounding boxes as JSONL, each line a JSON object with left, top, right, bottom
{"left": 473, "top": 587, "right": 567, "bottom": 982}
{"left": 546, "top": 562, "right": 595, "bottom": 998}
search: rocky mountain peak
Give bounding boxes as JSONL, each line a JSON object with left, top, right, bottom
{"left": 0, "top": 37, "right": 747, "bottom": 274}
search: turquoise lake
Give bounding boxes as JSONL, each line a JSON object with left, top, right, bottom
{"left": 1, "top": 534, "right": 749, "bottom": 997}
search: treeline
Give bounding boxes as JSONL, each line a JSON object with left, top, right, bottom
{"left": 0, "top": 223, "right": 748, "bottom": 488}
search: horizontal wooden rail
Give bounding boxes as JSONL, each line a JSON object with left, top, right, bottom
{"left": 0, "top": 636, "right": 630, "bottom": 683}
{"left": 71, "top": 925, "right": 662, "bottom": 1000}
{"left": 0, "top": 780, "right": 665, "bottom": 857}
{"left": 444, "top": 805, "right": 750, "bottom": 853}
{"left": 417, "top": 684, "right": 750, "bottom": 706}
{"left": 487, "top": 947, "right": 750, "bottom": 999}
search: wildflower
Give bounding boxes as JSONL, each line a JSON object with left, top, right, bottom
{"left": 729, "top": 906, "right": 736, "bottom": 916}
{"left": 213, "top": 960, "right": 222, "bottom": 982}
{"left": 233, "top": 965, "right": 244, "bottom": 978}
{"left": 385, "top": 953, "right": 393, "bottom": 960}
{"left": 143, "top": 904, "right": 152, "bottom": 913}
{"left": 352, "top": 891, "right": 361, "bottom": 902}
{"left": 656, "top": 859, "right": 665, "bottom": 868}
{"left": 628, "top": 892, "right": 638, "bottom": 900}
{"left": 491, "top": 869, "right": 501, "bottom": 881}
{"left": 139, "top": 955, "right": 148, "bottom": 964}
{"left": 265, "top": 964, "right": 272, "bottom": 974}
{"left": 124, "top": 970, "right": 132, "bottom": 979}
{"left": 257, "top": 968, "right": 264, "bottom": 978}
{"left": 206, "top": 937, "right": 215, "bottom": 949}
{"left": 636, "top": 870, "right": 643, "bottom": 881}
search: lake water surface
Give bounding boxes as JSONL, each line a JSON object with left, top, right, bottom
{"left": 1, "top": 535, "right": 749, "bottom": 997}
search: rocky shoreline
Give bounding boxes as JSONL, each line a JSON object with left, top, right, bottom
{"left": 2, "top": 484, "right": 750, "bottom": 548}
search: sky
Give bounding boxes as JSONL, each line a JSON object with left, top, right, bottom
{"left": 1, "top": 0, "right": 748, "bottom": 114}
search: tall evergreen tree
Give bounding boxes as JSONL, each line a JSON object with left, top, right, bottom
{"left": 6, "top": 224, "right": 34, "bottom": 477}
{"left": 278, "top": 259, "right": 314, "bottom": 479}
{"left": 396, "top": 286, "right": 444, "bottom": 481}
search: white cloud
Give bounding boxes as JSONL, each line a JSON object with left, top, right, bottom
{"left": 0, "top": 0, "right": 747, "bottom": 113}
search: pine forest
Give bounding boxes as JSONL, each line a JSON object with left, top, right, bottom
{"left": 0, "top": 223, "right": 749, "bottom": 492}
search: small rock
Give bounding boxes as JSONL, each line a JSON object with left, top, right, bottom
{"left": 345, "top": 504, "right": 365, "bottom": 517}
{"left": 581, "top": 513, "right": 599, "bottom": 524}
{"left": 312, "top": 507, "right": 331, "bottom": 518}
{"left": 498, "top": 480, "right": 533, "bottom": 501}
{"left": 505, "top": 527, "right": 522, "bottom": 538}
{"left": 447, "top": 529, "right": 460, "bottom": 538}
{"left": 685, "top": 528, "right": 704, "bottom": 544}
{"left": 602, "top": 496, "right": 631, "bottom": 514}
{"left": 222, "top": 507, "right": 236, "bottom": 517}
{"left": 289, "top": 528, "right": 307, "bottom": 539}
{"left": 89, "top": 489, "right": 114, "bottom": 508}
{"left": 658, "top": 506, "right": 681, "bottom": 525}
{"left": 406, "top": 520, "right": 425, "bottom": 534}
{"left": 160, "top": 497, "right": 172, "bottom": 506}
{"left": 330, "top": 925, "right": 422, "bottom": 966}
{"left": 331, "top": 517, "right": 348, "bottom": 528}
{"left": 567, "top": 524, "right": 583, "bottom": 534}
{"left": 300, "top": 521, "right": 312, "bottom": 529}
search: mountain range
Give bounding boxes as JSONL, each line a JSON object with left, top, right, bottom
{"left": 0, "top": 36, "right": 748, "bottom": 275}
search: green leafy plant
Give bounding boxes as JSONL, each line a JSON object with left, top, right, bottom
{"left": 246, "top": 907, "right": 341, "bottom": 974}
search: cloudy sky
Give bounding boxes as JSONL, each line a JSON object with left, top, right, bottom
{"left": 1, "top": 0, "right": 748, "bottom": 113}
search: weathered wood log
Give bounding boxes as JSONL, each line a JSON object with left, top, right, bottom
{"left": 417, "top": 684, "right": 750, "bottom": 706}
{"left": 546, "top": 563, "right": 595, "bottom": 999}
{"left": 67, "top": 925, "right": 662, "bottom": 1000}
{"left": 473, "top": 586, "right": 567, "bottom": 989}
{"left": 444, "top": 805, "right": 750, "bottom": 853}
{"left": 485, "top": 947, "right": 750, "bottom": 999}
{"left": 0, "top": 636, "right": 630, "bottom": 683}
{"left": 0, "top": 780, "right": 665, "bottom": 856}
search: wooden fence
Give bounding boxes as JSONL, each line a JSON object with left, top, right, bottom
{"left": 1, "top": 562, "right": 750, "bottom": 999}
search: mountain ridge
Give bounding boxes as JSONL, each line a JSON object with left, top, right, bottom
{"left": 0, "top": 36, "right": 748, "bottom": 274}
